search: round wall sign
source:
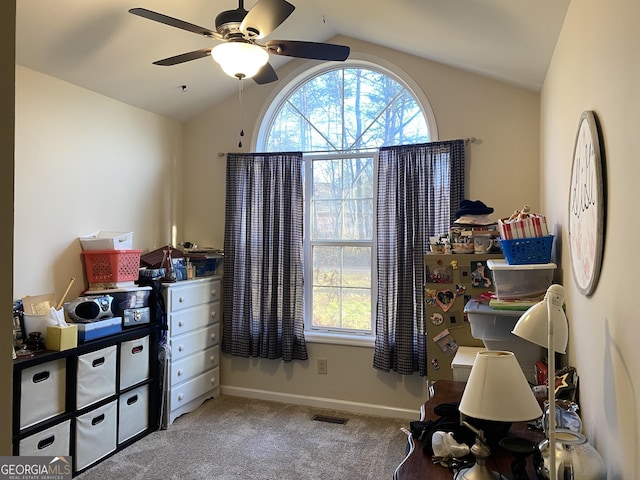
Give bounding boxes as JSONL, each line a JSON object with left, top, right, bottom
{"left": 568, "top": 111, "right": 606, "bottom": 296}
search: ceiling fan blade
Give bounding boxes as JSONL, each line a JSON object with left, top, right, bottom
{"left": 153, "top": 48, "right": 213, "bottom": 66}
{"left": 240, "top": 0, "right": 295, "bottom": 39}
{"left": 129, "top": 7, "right": 220, "bottom": 39}
{"left": 265, "top": 40, "right": 350, "bottom": 61}
{"left": 253, "top": 63, "right": 279, "bottom": 85}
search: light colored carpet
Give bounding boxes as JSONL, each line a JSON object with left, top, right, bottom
{"left": 76, "top": 395, "right": 410, "bottom": 479}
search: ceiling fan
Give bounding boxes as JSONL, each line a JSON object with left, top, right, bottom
{"left": 129, "top": 0, "right": 350, "bottom": 84}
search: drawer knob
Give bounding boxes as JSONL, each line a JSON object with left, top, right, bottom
{"left": 210, "top": 333, "right": 216, "bottom": 341}
{"left": 179, "top": 296, "right": 185, "bottom": 303}
{"left": 178, "top": 345, "right": 184, "bottom": 352}
{"left": 210, "top": 378, "right": 216, "bottom": 384}
{"left": 177, "top": 369, "right": 183, "bottom": 376}
{"left": 210, "top": 356, "right": 215, "bottom": 363}
{"left": 178, "top": 321, "right": 184, "bottom": 327}
{"left": 211, "top": 289, "right": 217, "bottom": 297}
{"left": 210, "top": 311, "right": 216, "bottom": 319}
{"left": 177, "top": 394, "right": 184, "bottom": 401}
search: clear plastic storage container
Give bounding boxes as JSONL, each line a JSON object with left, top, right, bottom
{"left": 487, "top": 259, "right": 556, "bottom": 300}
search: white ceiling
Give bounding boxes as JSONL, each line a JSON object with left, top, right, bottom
{"left": 16, "top": 0, "right": 570, "bottom": 123}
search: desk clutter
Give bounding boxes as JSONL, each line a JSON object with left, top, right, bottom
{"left": 428, "top": 200, "right": 554, "bottom": 265}
{"left": 13, "top": 231, "right": 223, "bottom": 358}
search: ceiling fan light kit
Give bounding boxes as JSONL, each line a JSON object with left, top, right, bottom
{"left": 212, "top": 42, "right": 269, "bottom": 79}
{"left": 129, "top": 0, "right": 350, "bottom": 84}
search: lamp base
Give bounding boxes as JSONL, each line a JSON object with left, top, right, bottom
{"left": 457, "top": 463, "right": 502, "bottom": 480}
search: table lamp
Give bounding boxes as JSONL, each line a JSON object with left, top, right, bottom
{"left": 458, "top": 351, "right": 543, "bottom": 480}
{"left": 512, "top": 284, "right": 569, "bottom": 480}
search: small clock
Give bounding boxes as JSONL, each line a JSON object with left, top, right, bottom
{"left": 568, "top": 111, "right": 606, "bottom": 296}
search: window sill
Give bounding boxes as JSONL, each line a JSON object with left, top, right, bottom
{"left": 304, "top": 331, "right": 375, "bottom": 348}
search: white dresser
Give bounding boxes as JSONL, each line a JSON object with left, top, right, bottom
{"left": 163, "top": 276, "right": 221, "bottom": 427}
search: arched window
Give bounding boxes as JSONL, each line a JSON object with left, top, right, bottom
{"left": 256, "top": 60, "right": 436, "bottom": 340}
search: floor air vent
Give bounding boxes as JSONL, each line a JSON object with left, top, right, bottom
{"left": 312, "top": 414, "right": 349, "bottom": 425}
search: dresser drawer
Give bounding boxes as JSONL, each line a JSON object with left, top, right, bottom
{"left": 77, "top": 345, "right": 117, "bottom": 410}
{"left": 169, "top": 368, "right": 219, "bottom": 410}
{"left": 169, "top": 302, "right": 219, "bottom": 336}
{"left": 167, "top": 279, "right": 221, "bottom": 311}
{"left": 170, "top": 325, "right": 220, "bottom": 362}
{"left": 171, "top": 345, "right": 219, "bottom": 385}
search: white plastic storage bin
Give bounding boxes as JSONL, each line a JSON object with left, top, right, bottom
{"left": 119, "top": 335, "right": 150, "bottom": 389}
{"left": 18, "top": 419, "right": 71, "bottom": 456}
{"left": 79, "top": 231, "right": 133, "bottom": 251}
{"left": 20, "top": 359, "right": 66, "bottom": 429}
{"left": 118, "top": 384, "right": 149, "bottom": 444}
{"left": 486, "top": 259, "right": 556, "bottom": 299}
{"left": 75, "top": 400, "right": 117, "bottom": 471}
{"left": 451, "top": 346, "right": 486, "bottom": 382}
{"left": 76, "top": 345, "right": 117, "bottom": 409}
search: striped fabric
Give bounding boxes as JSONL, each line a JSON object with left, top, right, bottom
{"left": 222, "top": 152, "right": 308, "bottom": 362}
{"left": 373, "top": 140, "right": 465, "bottom": 376}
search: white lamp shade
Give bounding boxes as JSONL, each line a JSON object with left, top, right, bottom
{"left": 211, "top": 42, "right": 269, "bottom": 79}
{"left": 459, "top": 351, "right": 542, "bottom": 422}
{"left": 512, "top": 284, "right": 569, "bottom": 354}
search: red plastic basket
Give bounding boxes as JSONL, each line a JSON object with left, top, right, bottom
{"left": 82, "top": 249, "right": 141, "bottom": 283}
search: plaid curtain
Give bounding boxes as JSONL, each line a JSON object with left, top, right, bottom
{"left": 373, "top": 140, "right": 465, "bottom": 375}
{"left": 222, "top": 152, "right": 308, "bottom": 362}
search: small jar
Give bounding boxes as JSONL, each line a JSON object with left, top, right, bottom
{"left": 25, "top": 331, "right": 45, "bottom": 352}
{"left": 542, "top": 399, "right": 583, "bottom": 434}
{"left": 536, "top": 429, "right": 606, "bottom": 480}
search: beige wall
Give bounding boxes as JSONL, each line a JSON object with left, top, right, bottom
{"left": 541, "top": 0, "right": 639, "bottom": 477}
{"left": 1, "top": 0, "right": 15, "bottom": 456}
{"left": 14, "top": 66, "right": 184, "bottom": 302}
{"left": 183, "top": 36, "right": 542, "bottom": 415}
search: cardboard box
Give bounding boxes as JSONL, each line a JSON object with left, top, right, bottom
{"left": 45, "top": 324, "right": 78, "bottom": 351}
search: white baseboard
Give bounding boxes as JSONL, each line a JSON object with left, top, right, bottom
{"left": 220, "top": 385, "right": 418, "bottom": 420}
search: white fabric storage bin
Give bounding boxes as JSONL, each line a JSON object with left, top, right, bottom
{"left": 20, "top": 359, "right": 66, "bottom": 429}
{"left": 76, "top": 345, "right": 117, "bottom": 409}
{"left": 75, "top": 400, "right": 117, "bottom": 471}
{"left": 118, "top": 384, "right": 149, "bottom": 444}
{"left": 19, "top": 419, "right": 70, "bottom": 456}
{"left": 119, "top": 335, "right": 149, "bottom": 390}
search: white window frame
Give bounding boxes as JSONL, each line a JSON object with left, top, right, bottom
{"left": 255, "top": 57, "right": 437, "bottom": 345}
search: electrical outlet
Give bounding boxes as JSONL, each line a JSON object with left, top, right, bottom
{"left": 317, "top": 358, "right": 327, "bottom": 375}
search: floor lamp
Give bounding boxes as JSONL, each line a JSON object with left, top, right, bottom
{"left": 512, "top": 284, "right": 569, "bottom": 480}
{"left": 458, "top": 351, "right": 543, "bottom": 480}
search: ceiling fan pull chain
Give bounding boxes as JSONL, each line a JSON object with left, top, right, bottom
{"left": 238, "top": 78, "right": 245, "bottom": 148}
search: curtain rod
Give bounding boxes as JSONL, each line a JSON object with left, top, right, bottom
{"left": 217, "top": 137, "right": 480, "bottom": 157}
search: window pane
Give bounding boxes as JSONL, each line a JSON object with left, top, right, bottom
{"left": 341, "top": 289, "right": 371, "bottom": 331}
{"left": 342, "top": 247, "right": 371, "bottom": 288}
{"left": 311, "top": 246, "right": 371, "bottom": 331}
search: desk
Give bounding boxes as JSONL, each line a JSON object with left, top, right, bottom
{"left": 394, "top": 380, "right": 543, "bottom": 480}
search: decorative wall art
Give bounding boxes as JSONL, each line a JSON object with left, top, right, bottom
{"left": 568, "top": 110, "right": 606, "bottom": 296}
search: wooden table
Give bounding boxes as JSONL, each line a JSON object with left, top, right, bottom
{"left": 394, "top": 380, "right": 544, "bottom": 480}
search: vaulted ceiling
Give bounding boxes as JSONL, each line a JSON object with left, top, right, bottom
{"left": 16, "top": 0, "right": 570, "bottom": 123}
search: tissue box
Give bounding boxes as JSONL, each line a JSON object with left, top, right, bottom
{"left": 45, "top": 325, "right": 78, "bottom": 351}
